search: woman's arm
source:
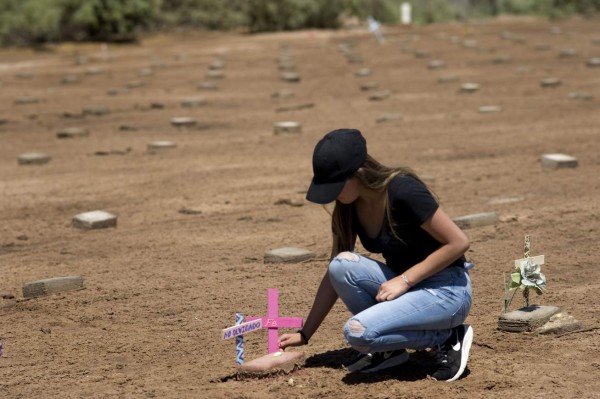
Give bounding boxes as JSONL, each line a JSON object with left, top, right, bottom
{"left": 376, "top": 207, "right": 469, "bottom": 302}
{"left": 279, "top": 235, "right": 352, "bottom": 349}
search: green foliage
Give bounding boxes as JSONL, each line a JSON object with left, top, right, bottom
{"left": 0, "top": 0, "right": 62, "bottom": 45}
{"left": 246, "top": 0, "right": 346, "bottom": 32}
{"left": 158, "top": 0, "right": 249, "bottom": 30}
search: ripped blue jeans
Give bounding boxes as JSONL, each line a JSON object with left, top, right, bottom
{"left": 328, "top": 252, "right": 472, "bottom": 353}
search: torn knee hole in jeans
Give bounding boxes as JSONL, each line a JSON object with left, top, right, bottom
{"left": 349, "top": 320, "right": 365, "bottom": 334}
{"left": 335, "top": 252, "right": 360, "bottom": 262}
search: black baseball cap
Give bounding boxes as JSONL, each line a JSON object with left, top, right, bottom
{"left": 306, "top": 128, "right": 367, "bottom": 204}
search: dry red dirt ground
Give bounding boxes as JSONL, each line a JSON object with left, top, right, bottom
{"left": 1, "top": 15, "right": 599, "bottom": 399}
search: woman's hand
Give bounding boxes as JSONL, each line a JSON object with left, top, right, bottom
{"left": 376, "top": 277, "right": 410, "bottom": 302}
{"left": 278, "top": 332, "right": 305, "bottom": 350}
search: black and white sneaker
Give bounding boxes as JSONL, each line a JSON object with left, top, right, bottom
{"left": 346, "top": 349, "right": 409, "bottom": 373}
{"left": 431, "top": 324, "right": 473, "bottom": 382}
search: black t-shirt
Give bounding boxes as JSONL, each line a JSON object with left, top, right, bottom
{"left": 353, "top": 175, "right": 465, "bottom": 275}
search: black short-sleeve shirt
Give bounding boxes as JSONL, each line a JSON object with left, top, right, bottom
{"left": 353, "top": 175, "right": 464, "bottom": 275}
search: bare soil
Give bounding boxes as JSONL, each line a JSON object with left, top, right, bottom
{"left": 1, "top": 16, "right": 599, "bottom": 399}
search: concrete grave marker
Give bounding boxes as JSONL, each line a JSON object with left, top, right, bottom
{"left": 540, "top": 78, "right": 561, "bottom": 88}
{"left": 413, "top": 50, "right": 430, "bottom": 58}
{"left": 126, "top": 80, "right": 144, "bottom": 89}
{"left": 139, "top": 68, "right": 153, "bottom": 77}
{"left": 15, "top": 72, "right": 32, "bottom": 79}
{"left": 240, "top": 351, "right": 304, "bottom": 373}
{"left": 273, "top": 121, "right": 301, "bottom": 135}
{"left": 15, "top": 96, "right": 40, "bottom": 105}
{"left": 376, "top": 113, "right": 403, "bottom": 123}
{"left": 453, "top": 212, "right": 499, "bottom": 229}
{"left": 535, "top": 311, "right": 583, "bottom": 335}
{"left": 438, "top": 75, "right": 459, "bottom": 84}
{"left": 181, "top": 98, "right": 207, "bottom": 108}
{"left": 72, "top": 210, "right": 117, "bottom": 230}
{"left": 271, "top": 90, "right": 295, "bottom": 99}
{"left": 558, "top": 49, "right": 577, "bottom": 58}
{"left": 540, "top": 154, "right": 578, "bottom": 170}
{"left": 498, "top": 305, "right": 559, "bottom": 332}
{"left": 197, "top": 81, "right": 219, "bottom": 91}
{"left": 568, "top": 92, "right": 593, "bottom": 101}
{"left": 460, "top": 83, "right": 480, "bottom": 93}
{"left": 57, "top": 127, "right": 89, "bottom": 139}
{"left": 586, "top": 57, "right": 600, "bottom": 67}
{"left": 360, "top": 81, "right": 378, "bottom": 91}
{"left": 61, "top": 75, "right": 79, "bottom": 84}
{"left": 86, "top": 67, "right": 105, "bottom": 75}
{"left": 264, "top": 247, "right": 315, "bottom": 263}
{"left": 209, "top": 60, "right": 225, "bottom": 70}
{"left": 171, "top": 117, "right": 197, "bottom": 127}
{"left": 281, "top": 72, "right": 300, "bottom": 83}
{"left": 355, "top": 68, "right": 372, "bottom": 77}
{"left": 534, "top": 43, "right": 551, "bottom": 51}
{"left": 22, "top": 276, "right": 84, "bottom": 298}
{"left": 369, "top": 90, "right": 391, "bottom": 101}
{"left": 206, "top": 70, "right": 225, "bottom": 79}
{"left": 478, "top": 105, "right": 502, "bottom": 113}
{"left": 462, "top": 39, "right": 478, "bottom": 48}
{"left": 148, "top": 141, "right": 177, "bottom": 152}
{"left": 346, "top": 54, "right": 364, "bottom": 64}
{"left": 493, "top": 55, "right": 512, "bottom": 64}
{"left": 428, "top": 60, "right": 445, "bottom": 69}
{"left": 17, "top": 153, "right": 51, "bottom": 165}
{"left": 83, "top": 106, "right": 109, "bottom": 116}
{"left": 275, "top": 103, "right": 314, "bottom": 113}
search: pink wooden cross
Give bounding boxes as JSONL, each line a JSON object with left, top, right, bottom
{"left": 247, "top": 288, "right": 304, "bottom": 353}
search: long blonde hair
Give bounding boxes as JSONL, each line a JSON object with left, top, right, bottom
{"left": 331, "top": 154, "right": 432, "bottom": 254}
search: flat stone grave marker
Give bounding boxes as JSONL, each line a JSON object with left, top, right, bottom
{"left": 540, "top": 78, "right": 561, "bottom": 88}
{"left": 428, "top": 60, "right": 445, "bottom": 69}
{"left": 271, "top": 90, "right": 294, "bottom": 99}
{"left": 498, "top": 305, "right": 559, "bottom": 332}
{"left": 83, "top": 106, "right": 109, "bottom": 116}
{"left": 209, "top": 60, "right": 225, "bottom": 70}
{"left": 61, "top": 75, "right": 79, "bottom": 84}
{"left": 273, "top": 121, "right": 301, "bottom": 135}
{"left": 540, "top": 153, "right": 578, "bottom": 170}
{"left": 355, "top": 68, "right": 371, "bottom": 77}
{"left": 15, "top": 72, "right": 32, "bottom": 79}
{"left": 478, "top": 105, "right": 502, "bottom": 113}
{"left": 264, "top": 247, "right": 315, "bottom": 263}
{"left": 587, "top": 57, "right": 600, "bottom": 67}
{"left": 438, "top": 75, "right": 459, "bottom": 84}
{"left": 22, "top": 276, "right": 84, "bottom": 299}
{"left": 181, "top": 98, "right": 207, "bottom": 108}
{"left": 148, "top": 141, "right": 177, "bottom": 152}
{"left": 0, "top": 118, "right": 8, "bottom": 125}
{"left": 72, "top": 210, "right": 117, "bottom": 230}
{"left": 514, "top": 66, "right": 531, "bottom": 73}
{"left": 197, "top": 81, "right": 219, "bottom": 91}
{"left": 57, "top": 127, "right": 89, "bottom": 139}
{"left": 360, "top": 81, "right": 378, "bottom": 91}
{"left": 346, "top": 54, "right": 364, "bottom": 64}
{"left": 369, "top": 90, "right": 391, "bottom": 101}
{"left": 281, "top": 72, "right": 300, "bottom": 83}
{"left": 107, "top": 88, "right": 129, "bottom": 96}
{"left": 558, "top": 49, "right": 577, "bottom": 58}
{"left": 413, "top": 50, "right": 430, "bottom": 58}
{"left": 126, "top": 80, "right": 144, "bottom": 88}
{"left": 462, "top": 39, "right": 478, "bottom": 48}
{"left": 459, "top": 83, "right": 480, "bottom": 93}
{"left": 493, "top": 55, "right": 512, "bottom": 64}
{"left": 240, "top": 351, "right": 304, "bottom": 373}
{"left": 453, "top": 212, "right": 499, "bottom": 229}
{"left": 376, "top": 113, "right": 403, "bottom": 123}
{"left": 535, "top": 311, "right": 583, "bottom": 335}
{"left": 206, "top": 70, "right": 225, "bottom": 79}
{"left": 275, "top": 102, "right": 313, "bottom": 113}
{"left": 17, "top": 153, "right": 51, "bottom": 165}
{"left": 139, "top": 68, "right": 153, "bottom": 76}
{"left": 171, "top": 117, "right": 197, "bottom": 127}
{"left": 15, "top": 96, "right": 40, "bottom": 105}
{"left": 86, "top": 67, "right": 105, "bottom": 75}
{"left": 568, "top": 92, "right": 593, "bottom": 101}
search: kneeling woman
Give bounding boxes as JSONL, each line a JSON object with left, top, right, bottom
{"left": 278, "top": 128, "right": 473, "bottom": 381}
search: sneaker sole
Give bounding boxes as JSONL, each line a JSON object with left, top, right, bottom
{"left": 346, "top": 354, "right": 373, "bottom": 372}
{"left": 360, "top": 350, "right": 409, "bottom": 373}
{"left": 447, "top": 324, "right": 473, "bottom": 382}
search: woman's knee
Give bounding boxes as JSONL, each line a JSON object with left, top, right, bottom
{"left": 328, "top": 251, "right": 360, "bottom": 280}
{"left": 343, "top": 317, "right": 372, "bottom": 353}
